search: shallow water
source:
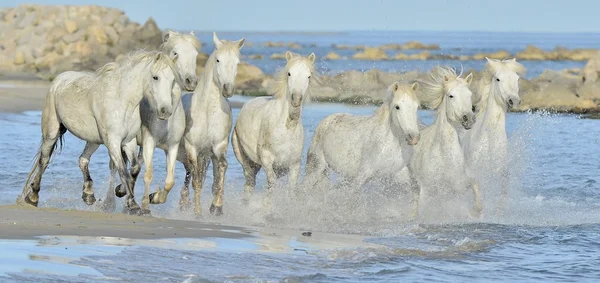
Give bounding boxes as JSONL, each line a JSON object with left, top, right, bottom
{"left": 1, "top": 96, "right": 600, "bottom": 281}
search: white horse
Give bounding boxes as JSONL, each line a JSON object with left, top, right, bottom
{"left": 178, "top": 32, "right": 245, "bottom": 216}
{"left": 232, "top": 51, "right": 316, "bottom": 198}
{"left": 304, "top": 81, "right": 421, "bottom": 206}
{"left": 18, "top": 50, "right": 180, "bottom": 215}
{"left": 72, "top": 30, "right": 200, "bottom": 211}
{"left": 461, "top": 58, "right": 526, "bottom": 207}
{"left": 409, "top": 66, "right": 482, "bottom": 218}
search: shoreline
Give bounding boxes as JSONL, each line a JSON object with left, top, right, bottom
{"left": 0, "top": 204, "right": 380, "bottom": 253}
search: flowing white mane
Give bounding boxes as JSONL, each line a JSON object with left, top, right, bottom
{"left": 417, "top": 65, "right": 463, "bottom": 110}
{"left": 160, "top": 30, "right": 202, "bottom": 52}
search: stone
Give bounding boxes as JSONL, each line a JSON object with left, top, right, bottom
{"left": 323, "top": 52, "right": 341, "bottom": 60}
{"left": 270, "top": 53, "right": 286, "bottom": 60}
{"left": 14, "top": 50, "right": 25, "bottom": 65}
{"left": 352, "top": 47, "right": 388, "bottom": 60}
{"left": 88, "top": 25, "right": 108, "bottom": 44}
{"left": 64, "top": 20, "right": 77, "bottom": 34}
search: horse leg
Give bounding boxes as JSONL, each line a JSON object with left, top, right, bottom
{"left": 179, "top": 162, "right": 192, "bottom": 210}
{"left": 79, "top": 142, "right": 100, "bottom": 205}
{"left": 149, "top": 144, "right": 178, "bottom": 204}
{"left": 185, "top": 142, "right": 207, "bottom": 216}
{"left": 130, "top": 145, "right": 143, "bottom": 188}
{"left": 20, "top": 126, "right": 65, "bottom": 207}
{"left": 115, "top": 140, "right": 138, "bottom": 198}
{"left": 232, "top": 130, "right": 260, "bottom": 201}
{"left": 470, "top": 178, "right": 483, "bottom": 218}
{"left": 209, "top": 143, "right": 228, "bottom": 216}
{"left": 141, "top": 137, "right": 156, "bottom": 214}
{"left": 100, "top": 160, "right": 117, "bottom": 212}
{"left": 106, "top": 139, "right": 140, "bottom": 215}
{"left": 396, "top": 167, "right": 420, "bottom": 219}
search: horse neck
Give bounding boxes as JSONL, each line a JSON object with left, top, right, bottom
{"left": 118, "top": 60, "right": 150, "bottom": 106}
{"left": 193, "top": 61, "right": 222, "bottom": 105}
{"left": 274, "top": 90, "right": 302, "bottom": 129}
{"left": 433, "top": 100, "right": 459, "bottom": 142}
{"left": 479, "top": 83, "right": 507, "bottom": 131}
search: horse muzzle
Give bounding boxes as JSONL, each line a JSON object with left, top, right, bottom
{"left": 506, "top": 97, "right": 521, "bottom": 110}
{"left": 157, "top": 106, "right": 172, "bottom": 120}
{"left": 222, "top": 83, "right": 234, "bottom": 98}
{"left": 291, "top": 92, "right": 303, "bottom": 107}
{"left": 184, "top": 76, "right": 198, "bottom": 91}
{"left": 406, "top": 133, "right": 420, "bottom": 145}
{"left": 461, "top": 114, "right": 476, "bottom": 130}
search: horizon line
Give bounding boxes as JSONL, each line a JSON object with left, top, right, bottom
{"left": 177, "top": 29, "right": 600, "bottom": 35}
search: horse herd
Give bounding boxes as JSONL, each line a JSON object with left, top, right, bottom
{"left": 18, "top": 30, "right": 526, "bottom": 219}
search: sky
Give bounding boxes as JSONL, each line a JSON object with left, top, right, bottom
{"left": 6, "top": 0, "right": 600, "bottom": 33}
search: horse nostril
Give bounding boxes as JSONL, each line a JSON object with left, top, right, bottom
{"left": 160, "top": 107, "right": 167, "bottom": 115}
{"left": 462, "top": 115, "right": 468, "bottom": 122}
{"left": 185, "top": 78, "right": 191, "bottom": 85}
{"left": 508, "top": 99, "right": 514, "bottom": 106}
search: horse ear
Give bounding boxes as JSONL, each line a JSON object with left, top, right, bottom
{"left": 391, "top": 82, "right": 400, "bottom": 92}
{"left": 163, "top": 30, "right": 174, "bottom": 42}
{"left": 444, "top": 75, "right": 449, "bottom": 82}
{"left": 189, "top": 31, "right": 195, "bottom": 36}
{"left": 155, "top": 52, "right": 162, "bottom": 62}
{"left": 236, "top": 37, "right": 246, "bottom": 50}
{"left": 308, "top": 53, "right": 316, "bottom": 63}
{"left": 213, "top": 32, "right": 222, "bottom": 49}
{"left": 285, "top": 51, "right": 293, "bottom": 62}
{"left": 411, "top": 81, "right": 419, "bottom": 91}
{"left": 465, "top": 73, "right": 473, "bottom": 84}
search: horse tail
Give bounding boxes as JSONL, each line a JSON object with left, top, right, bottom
{"left": 21, "top": 124, "right": 67, "bottom": 197}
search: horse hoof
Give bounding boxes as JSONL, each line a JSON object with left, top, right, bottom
{"left": 140, "top": 208, "right": 152, "bottom": 216}
{"left": 209, "top": 204, "right": 223, "bottom": 216}
{"left": 82, "top": 192, "right": 96, "bottom": 205}
{"left": 126, "top": 207, "right": 141, "bottom": 216}
{"left": 148, "top": 192, "right": 161, "bottom": 204}
{"left": 24, "top": 194, "right": 39, "bottom": 207}
{"left": 115, "top": 184, "right": 127, "bottom": 198}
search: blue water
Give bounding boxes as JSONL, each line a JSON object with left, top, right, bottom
{"left": 2, "top": 31, "right": 600, "bottom": 282}
{"left": 194, "top": 31, "right": 600, "bottom": 78}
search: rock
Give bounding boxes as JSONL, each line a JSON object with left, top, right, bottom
{"left": 248, "top": 54, "right": 264, "bottom": 60}
{"left": 392, "top": 53, "right": 409, "bottom": 60}
{"left": 87, "top": 25, "right": 108, "bottom": 44}
{"left": 263, "top": 41, "right": 284, "bottom": 48}
{"left": 582, "top": 51, "right": 600, "bottom": 84}
{"left": 400, "top": 41, "right": 440, "bottom": 50}
{"left": 270, "top": 53, "right": 286, "bottom": 60}
{"left": 352, "top": 47, "right": 388, "bottom": 60}
{"left": 287, "top": 42, "right": 302, "bottom": 49}
{"left": 472, "top": 50, "right": 512, "bottom": 60}
{"left": 516, "top": 45, "right": 547, "bottom": 60}
{"left": 14, "top": 50, "right": 25, "bottom": 65}
{"left": 323, "top": 52, "right": 341, "bottom": 60}
{"left": 236, "top": 63, "right": 265, "bottom": 85}
{"left": 64, "top": 20, "right": 77, "bottom": 34}
{"left": 134, "top": 17, "right": 162, "bottom": 46}
{"left": 62, "top": 29, "right": 85, "bottom": 44}
{"left": 518, "top": 83, "right": 596, "bottom": 112}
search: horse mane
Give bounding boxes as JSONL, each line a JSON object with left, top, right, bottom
{"left": 271, "top": 52, "right": 320, "bottom": 104}
{"left": 93, "top": 49, "right": 181, "bottom": 87}
{"left": 417, "top": 65, "right": 462, "bottom": 110}
{"left": 160, "top": 30, "right": 202, "bottom": 52}
{"left": 473, "top": 58, "right": 527, "bottom": 108}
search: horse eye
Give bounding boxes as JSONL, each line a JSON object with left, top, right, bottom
{"left": 152, "top": 76, "right": 158, "bottom": 81}
{"left": 496, "top": 78, "right": 500, "bottom": 82}
{"left": 395, "top": 105, "right": 400, "bottom": 110}
{"left": 288, "top": 72, "right": 291, "bottom": 77}
{"left": 173, "top": 52, "right": 177, "bottom": 56}
{"left": 449, "top": 95, "right": 454, "bottom": 98}
{"left": 308, "top": 75, "right": 311, "bottom": 79}
{"left": 216, "top": 59, "right": 220, "bottom": 63}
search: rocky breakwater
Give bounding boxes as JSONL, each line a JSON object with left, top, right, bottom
{"left": 0, "top": 4, "right": 163, "bottom": 80}
{"left": 234, "top": 54, "right": 600, "bottom": 114}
